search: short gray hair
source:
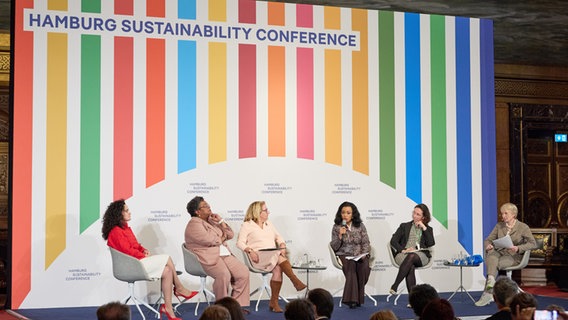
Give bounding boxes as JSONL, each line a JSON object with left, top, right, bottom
{"left": 500, "top": 203, "right": 518, "bottom": 218}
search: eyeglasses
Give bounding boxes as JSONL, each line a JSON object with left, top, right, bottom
{"left": 261, "top": 208, "right": 269, "bottom": 212}
{"left": 198, "top": 205, "right": 210, "bottom": 210}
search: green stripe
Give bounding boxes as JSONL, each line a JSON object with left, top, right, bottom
{"left": 80, "top": 34, "right": 101, "bottom": 233}
{"left": 81, "top": 0, "right": 100, "bottom": 13}
{"left": 378, "top": 11, "right": 396, "bottom": 188}
{"left": 430, "top": 15, "right": 448, "bottom": 227}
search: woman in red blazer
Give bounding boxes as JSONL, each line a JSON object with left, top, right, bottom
{"left": 102, "top": 199, "right": 196, "bottom": 320}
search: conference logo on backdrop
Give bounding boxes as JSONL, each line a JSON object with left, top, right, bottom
{"left": 12, "top": 0, "right": 495, "bottom": 308}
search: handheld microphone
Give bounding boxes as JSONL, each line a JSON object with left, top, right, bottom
{"left": 341, "top": 220, "right": 347, "bottom": 227}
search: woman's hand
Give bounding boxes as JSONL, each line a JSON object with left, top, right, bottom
{"left": 279, "top": 245, "right": 287, "bottom": 257}
{"left": 515, "top": 305, "right": 535, "bottom": 320}
{"left": 415, "top": 221, "right": 427, "bottom": 230}
{"left": 486, "top": 244, "right": 494, "bottom": 251}
{"left": 339, "top": 225, "right": 347, "bottom": 239}
{"left": 509, "top": 245, "right": 519, "bottom": 254}
{"left": 249, "top": 250, "right": 259, "bottom": 263}
{"left": 143, "top": 249, "right": 150, "bottom": 257}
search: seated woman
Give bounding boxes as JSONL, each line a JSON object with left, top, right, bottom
{"left": 389, "top": 203, "right": 435, "bottom": 297}
{"left": 237, "top": 201, "right": 306, "bottom": 313}
{"left": 475, "top": 203, "right": 536, "bottom": 307}
{"left": 102, "top": 199, "right": 197, "bottom": 320}
{"left": 185, "top": 196, "right": 251, "bottom": 312}
{"left": 329, "top": 201, "right": 371, "bottom": 309}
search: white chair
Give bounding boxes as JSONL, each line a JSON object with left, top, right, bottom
{"left": 501, "top": 250, "right": 531, "bottom": 292}
{"left": 386, "top": 243, "right": 434, "bottom": 305}
{"left": 241, "top": 250, "right": 289, "bottom": 311}
{"left": 109, "top": 248, "right": 161, "bottom": 320}
{"left": 175, "top": 243, "right": 215, "bottom": 316}
{"left": 327, "top": 243, "right": 378, "bottom": 307}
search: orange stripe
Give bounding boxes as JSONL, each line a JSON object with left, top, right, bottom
{"left": 352, "top": 9, "right": 369, "bottom": 174}
{"left": 146, "top": 38, "right": 166, "bottom": 186}
{"left": 324, "top": 7, "right": 342, "bottom": 165}
{"left": 12, "top": 0, "right": 34, "bottom": 308}
{"left": 268, "top": 46, "right": 286, "bottom": 156}
{"left": 45, "top": 32, "right": 68, "bottom": 269}
{"left": 268, "top": 3, "right": 286, "bottom": 156}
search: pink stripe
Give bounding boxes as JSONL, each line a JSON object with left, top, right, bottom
{"left": 238, "top": 0, "right": 256, "bottom": 158}
{"left": 296, "top": 5, "right": 314, "bottom": 159}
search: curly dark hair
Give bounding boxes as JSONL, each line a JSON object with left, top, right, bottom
{"left": 333, "top": 201, "right": 363, "bottom": 228}
{"left": 415, "top": 203, "right": 432, "bottom": 225}
{"left": 187, "top": 196, "right": 204, "bottom": 217}
{"left": 102, "top": 199, "right": 126, "bottom": 240}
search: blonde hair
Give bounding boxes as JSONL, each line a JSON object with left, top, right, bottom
{"left": 244, "top": 201, "right": 265, "bottom": 223}
{"left": 500, "top": 202, "right": 518, "bottom": 218}
{"left": 369, "top": 309, "right": 398, "bottom": 320}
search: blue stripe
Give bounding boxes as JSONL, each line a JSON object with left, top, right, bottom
{"left": 455, "top": 17, "right": 473, "bottom": 254}
{"left": 178, "top": 41, "right": 197, "bottom": 173}
{"left": 178, "top": 0, "right": 196, "bottom": 20}
{"left": 405, "top": 13, "right": 422, "bottom": 203}
{"left": 178, "top": 2, "right": 197, "bottom": 173}
{"left": 480, "top": 19, "right": 497, "bottom": 240}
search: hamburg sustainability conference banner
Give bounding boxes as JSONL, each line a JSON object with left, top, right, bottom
{"left": 11, "top": 0, "right": 496, "bottom": 309}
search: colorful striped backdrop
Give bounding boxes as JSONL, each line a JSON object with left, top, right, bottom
{"left": 12, "top": 0, "right": 495, "bottom": 309}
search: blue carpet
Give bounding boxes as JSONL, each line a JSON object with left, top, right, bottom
{"left": 12, "top": 291, "right": 568, "bottom": 320}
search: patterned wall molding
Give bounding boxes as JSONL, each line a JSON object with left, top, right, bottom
{"left": 496, "top": 78, "right": 568, "bottom": 101}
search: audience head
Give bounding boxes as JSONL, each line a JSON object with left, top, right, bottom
{"left": 284, "top": 298, "right": 315, "bottom": 320}
{"left": 492, "top": 276, "right": 518, "bottom": 308}
{"left": 500, "top": 202, "right": 518, "bottom": 219}
{"left": 333, "top": 201, "right": 363, "bottom": 227}
{"left": 510, "top": 292, "right": 537, "bottom": 320}
{"left": 215, "top": 297, "right": 244, "bottom": 320}
{"left": 414, "top": 204, "right": 432, "bottom": 225}
{"left": 187, "top": 196, "right": 205, "bottom": 217}
{"left": 307, "top": 288, "right": 334, "bottom": 319}
{"left": 369, "top": 309, "right": 398, "bottom": 320}
{"left": 243, "top": 201, "right": 265, "bottom": 223}
{"left": 199, "top": 305, "right": 231, "bottom": 320}
{"left": 408, "top": 283, "right": 439, "bottom": 316}
{"left": 96, "top": 301, "right": 130, "bottom": 320}
{"left": 420, "top": 298, "right": 455, "bottom": 320}
{"left": 546, "top": 304, "right": 566, "bottom": 313}
{"left": 102, "top": 199, "right": 126, "bottom": 240}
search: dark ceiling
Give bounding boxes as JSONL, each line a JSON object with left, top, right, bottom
{"left": 1, "top": 0, "right": 567, "bottom": 67}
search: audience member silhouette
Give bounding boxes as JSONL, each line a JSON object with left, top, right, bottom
{"left": 369, "top": 309, "right": 398, "bottom": 320}
{"left": 307, "top": 288, "right": 334, "bottom": 320}
{"left": 509, "top": 292, "right": 537, "bottom": 320}
{"left": 96, "top": 301, "right": 130, "bottom": 320}
{"left": 215, "top": 297, "right": 245, "bottom": 320}
{"left": 408, "top": 283, "right": 439, "bottom": 317}
{"left": 420, "top": 298, "right": 455, "bottom": 320}
{"left": 486, "top": 276, "right": 518, "bottom": 320}
{"left": 199, "top": 305, "right": 231, "bottom": 320}
{"left": 284, "top": 298, "right": 316, "bottom": 320}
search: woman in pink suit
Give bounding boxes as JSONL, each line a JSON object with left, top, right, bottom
{"left": 184, "top": 196, "right": 251, "bottom": 312}
{"left": 237, "top": 201, "right": 306, "bottom": 313}
{"left": 102, "top": 199, "right": 197, "bottom": 320}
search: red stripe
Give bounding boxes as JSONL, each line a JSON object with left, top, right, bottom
{"left": 113, "top": 37, "right": 134, "bottom": 200}
{"left": 146, "top": 38, "right": 166, "bottom": 186}
{"left": 11, "top": 0, "right": 35, "bottom": 309}
{"left": 296, "top": 5, "right": 314, "bottom": 159}
{"left": 238, "top": 0, "right": 256, "bottom": 158}
{"left": 114, "top": 0, "right": 133, "bottom": 15}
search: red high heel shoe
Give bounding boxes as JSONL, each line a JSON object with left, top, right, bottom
{"left": 159, "top": 304, "right": 181, "bottom": 320}
{"left": 173, "top": 287, "right": 198, "bottom": 300}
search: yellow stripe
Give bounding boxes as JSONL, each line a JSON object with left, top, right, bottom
{"left": 209, "top": 0, "right": 226, "bottom": 21}
{"left": 352, "top": 9, "right": 369, "bottom": 175}
{"left": 45, "top": 32, "right": 67, "bottom": 269}
{"left": 324, "top": 7, "right": 342, "bottom": 165}
{"left": 208, "top": 2, "right": 227, "bottom": 163}
{"left": 48, "top": 0, "right": 67, "bottom": 10}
